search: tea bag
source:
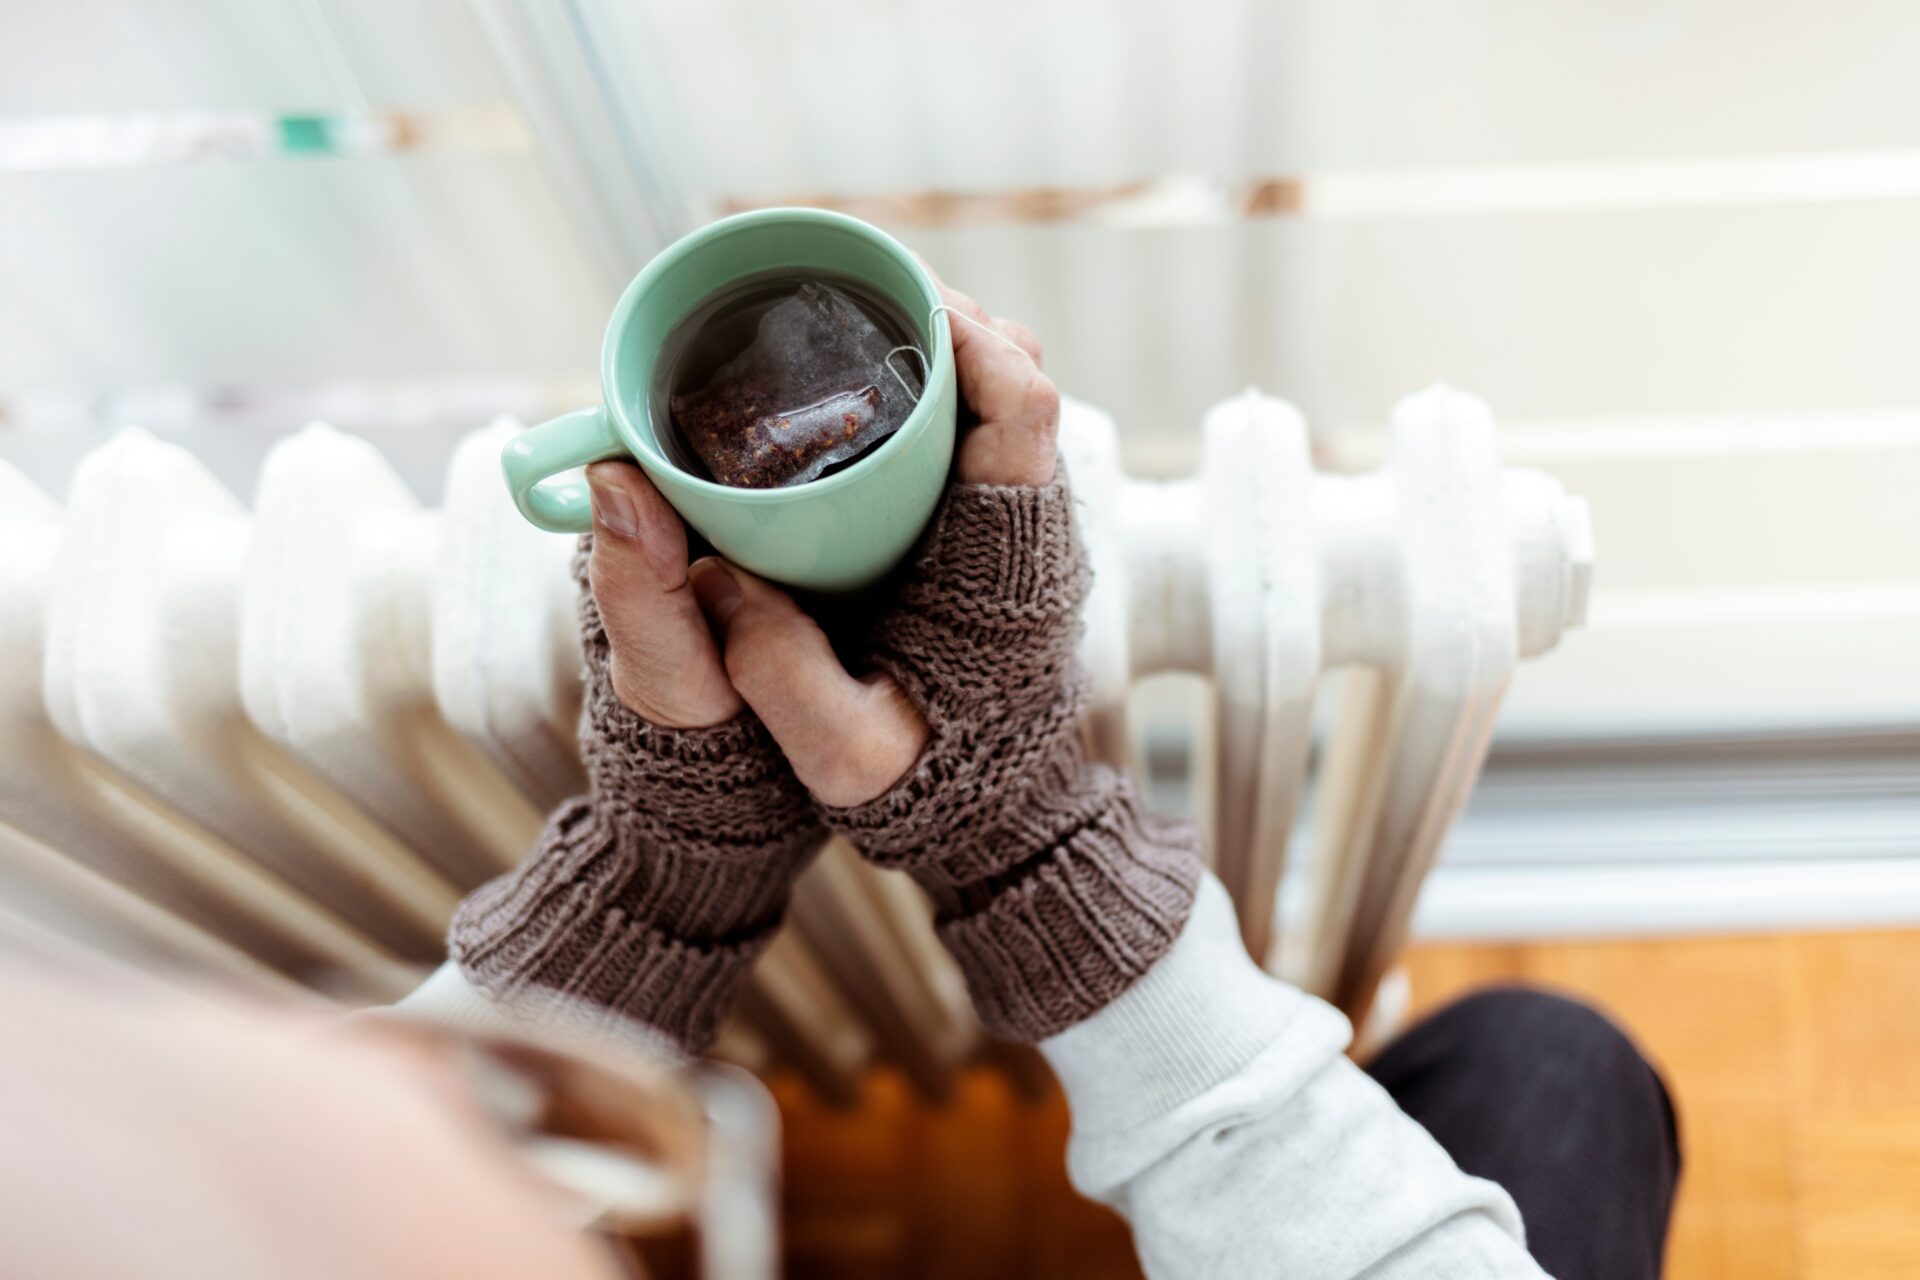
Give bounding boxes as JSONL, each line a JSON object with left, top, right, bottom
{"left": 670, "top": 282, "right": 925, "bottom": 489}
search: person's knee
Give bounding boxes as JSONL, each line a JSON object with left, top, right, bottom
{"left": 1452, "top": 986, "right": 1637, "bottom": 1059}
{"left": 1439, "top": 985, "right": 1679, "bottom": 1158}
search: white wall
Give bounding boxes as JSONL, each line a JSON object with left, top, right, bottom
{"left": 3, "top": 0, "right": 1917, "bottom": 734}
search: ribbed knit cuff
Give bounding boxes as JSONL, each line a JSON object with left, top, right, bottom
{"left": 450, "top": 796, "right": 811, "bottom": 1052}
{"left": 452, "top": 874, "right": 770, "bottom": 1053}
{"left": 930, "top": 778, "right": 1203, "bottom": 1042}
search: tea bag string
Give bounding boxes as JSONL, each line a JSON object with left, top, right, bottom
{"left": 883, "top": 346, "right": 928, "bottom": 401}
{"left": 883, "top": 303, "right": 1040, "bottom": 401}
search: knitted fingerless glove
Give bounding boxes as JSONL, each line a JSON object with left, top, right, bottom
{"left": 821, "top": 477, "right": 1204, "bottom": 1042}
{"left": 448, "top": 538, "right": 825, "bottom": 1052}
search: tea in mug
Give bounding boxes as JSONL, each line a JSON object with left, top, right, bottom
{"left": 653, "top": 273, "right": 926, "bottom": 489}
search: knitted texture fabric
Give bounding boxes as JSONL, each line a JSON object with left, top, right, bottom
{"left": 449, "top": 537, "right": 825, "bottom": 1052}
{"left": 822, "top": 476, "right": 1204, "bottom": 1042}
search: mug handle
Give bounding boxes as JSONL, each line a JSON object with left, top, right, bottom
{"left": 502, "top": 406, "right": 627, "bottom": 533}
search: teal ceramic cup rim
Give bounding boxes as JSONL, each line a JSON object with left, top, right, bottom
{"left": 501, "top": 207, "right": 958, "bottom": 590}
{"left": 600, "top": 207, "right": 951, "bottom": 505}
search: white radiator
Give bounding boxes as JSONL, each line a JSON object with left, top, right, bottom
{"left": 0, "top": 383, "right": 1588, "bottom": 1100}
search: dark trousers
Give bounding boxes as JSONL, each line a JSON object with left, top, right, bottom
{"left": 1365, "top": 987, "right": 1682, "bottom": 1280}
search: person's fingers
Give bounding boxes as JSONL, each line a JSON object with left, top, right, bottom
{"left": 937, "top": 281, "right": 1029, "bottom": 405}
{"left": 992, "top": 316, "right": 1043, "bottom": 367}
{"left": 935, "top": 281, "right": 1059, "bottom": 487}
{"left": 692, "top": 560, "right": 928, "bottom": 807}
{"left": 923, "top": 269, "right": 1040, "bottom": 368}
{"left": 585, "top": 462, "right": 743, "bottom": 728}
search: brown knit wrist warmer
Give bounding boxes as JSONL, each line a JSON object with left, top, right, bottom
{"left": 822, "top": 477, "right": 1203, "bottom": 1042}
{"left": 449, "top": 538, "right": 825, "bottom": 1051}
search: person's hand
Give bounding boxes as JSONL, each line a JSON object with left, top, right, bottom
{"left": 582, "top": 459, "right": 742, "bottom": 729}
{"left": 575, "top": 275, "right": 1055, "bottom": 735}
{"left": 443, "top": 451, "right": 829, "bottom": 1052}
{"left": 687, "top": 278, "right": 1198, "bottom": 1042}
{"left": 936, "top": 281, "right": 1058, "bottom": 490}
{"left": 579, "top": 276, "right": 1053, "bottom": 777}
{"left": 685, "top": 281, "right": 1062, "bottom": 807}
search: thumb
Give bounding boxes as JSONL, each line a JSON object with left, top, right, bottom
{"left": 584, "top": 462, "right": 742, "bottom": 728}
{"left": 691, "top": 561, "right": 927, "bottom": 807}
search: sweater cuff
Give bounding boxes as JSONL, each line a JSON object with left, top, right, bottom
{"left": 451, "top": 871, "right": 773, "bottom": 1053}
{"left": 933, "top": 794, "right": 1202, "bottom": 1042}
{"left": 1040, "top": 874, "right": 1313, "bottom": 1130}
{"left": 448, "top": 798, "right": 809, "bottom": 1051}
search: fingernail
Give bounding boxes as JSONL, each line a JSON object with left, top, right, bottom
{"left": 689, "top": 558, "right": 742, "bottom": 627}
{"left": 586, "top": 465, "right": 637, "bottom": 539}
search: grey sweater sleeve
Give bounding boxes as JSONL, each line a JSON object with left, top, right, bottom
{"left": 1042, "top": 875, "right": 1551, "bottom": 1280}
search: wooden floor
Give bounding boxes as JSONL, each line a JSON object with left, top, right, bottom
{"left": 1404, "top": 930, "right": 1920, "bottom": 1280}
{"left": 772, "top": 930, "right": 1920, "bottom": 1279}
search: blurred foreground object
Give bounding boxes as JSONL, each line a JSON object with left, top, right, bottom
{"left": 0, "top": 944, "right": 776, "bottom": 1280}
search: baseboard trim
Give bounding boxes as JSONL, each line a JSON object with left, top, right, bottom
{"left": 1407, "top": 857, "right": 1920, "bottom": 939}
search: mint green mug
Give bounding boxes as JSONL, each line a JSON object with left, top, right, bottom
{"left": 502, "top": 208, "right": 956, "bottom": 591}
